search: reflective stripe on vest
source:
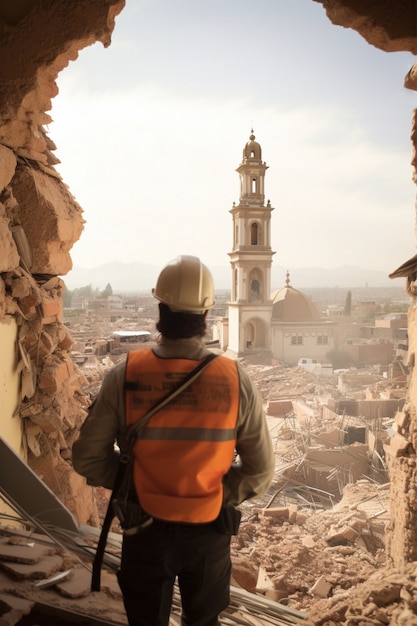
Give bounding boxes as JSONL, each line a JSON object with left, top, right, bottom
{"left": 125, "top": 350, "right": 239, "bottom": 523}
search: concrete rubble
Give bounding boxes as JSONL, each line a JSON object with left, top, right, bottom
{"left": 0, "top": 324, "right": 412, "bottom": 624}
{"left": 0, "top": 478, "right": 390, "bottom": 626}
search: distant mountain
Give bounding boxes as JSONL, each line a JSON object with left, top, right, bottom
{"left": 62, "top": 260, "right": 402, "bottom": 293}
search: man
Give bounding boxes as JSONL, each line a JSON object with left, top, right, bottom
{"left": 72, "top": 255, "right": 275, "bottom": 626}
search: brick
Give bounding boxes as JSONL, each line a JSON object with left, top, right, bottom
{"left": 58, "top": 325, "right": 73, "bottom": 350}
{"left": 326, "top": 525, "right": 359, "bottom": 545}
{"left": 288, "top": 504, "right": 298, "bottom": 524}
{"left": 38, "top": 358, "right": 74, "bottom": 392}
{"left": 309, "top": 575, "right": 332, "bottom": 597}
{"left": 266, "top": 399, "right": 293, "bottom": 416}
{"left": 41, "top": 297, "right": 62, "bottom": 321}
{"left": 261, "top": 507, "right": 289, "bottom": 519}
{"left": 19, "top": 293, "right": 41, "bottom": 316}
{"left": 384, "top": 434, "right": 411, "bottom": 459}
{"left": 11, "top": 276, "right": 31, "bottom": 298}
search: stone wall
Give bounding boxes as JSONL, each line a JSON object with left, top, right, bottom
{"left": 0, "top": 0, "right": 125, "bottom": 526}
{"left": 315, "top": 0, "right": 417, "bottom": 568}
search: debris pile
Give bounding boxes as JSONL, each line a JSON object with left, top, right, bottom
{"left": 232, "top": 480, "right": 389, "bottom": 614}
{"left": 1, "top": 325, "right": 413, "bottom": 624}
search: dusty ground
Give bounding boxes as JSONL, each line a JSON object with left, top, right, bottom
{"left": 90, "top": 466, "right": 402, "bottom": 625}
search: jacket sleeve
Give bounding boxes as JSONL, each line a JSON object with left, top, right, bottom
{"left": 72, "top": 362, "right": 127, "bottom": 490}
{"left": 222, "top": 363, "right": 275, "bottom": 506}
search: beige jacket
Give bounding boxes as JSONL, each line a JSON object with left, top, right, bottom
{"left": 72, "top": 336, "right": 275, "bottom": 507}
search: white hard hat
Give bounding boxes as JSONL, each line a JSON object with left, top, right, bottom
{"left": 152, "top": 255, "right": 215, "bottom": 313}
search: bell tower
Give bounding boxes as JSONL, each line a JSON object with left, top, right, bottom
{"left": 227, "top": 131, "right": 275, "bottom": 356}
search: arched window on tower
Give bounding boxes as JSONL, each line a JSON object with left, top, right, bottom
{"left": 250, "top": 279, "right": 260, "bottom": 297}
{"left": 250, "top": 222, "right": 258, "bottom": 245}
{"left": 248, "top": 268, "right": 262, "bottom": 302}
{"left": 251, "top": 178, "right": 257, "bottom": 193}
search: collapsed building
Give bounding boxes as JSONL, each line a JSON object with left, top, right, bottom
{"left": 2, "top": 0, "right": 417, "bottom": 624}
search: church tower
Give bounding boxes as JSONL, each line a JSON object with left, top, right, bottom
{"left": 227, "top": 132, "right": 275, "bottom": 356}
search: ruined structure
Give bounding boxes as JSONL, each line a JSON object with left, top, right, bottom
{"left": 1, "top": 0, "right": 417, "bottom": 583}
{"left": 0, "top": 0, "right": 125, "bottom": 527}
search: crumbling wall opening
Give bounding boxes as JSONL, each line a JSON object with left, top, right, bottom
{"left": 0, "top": 0, "right": 125, "bottom": 526}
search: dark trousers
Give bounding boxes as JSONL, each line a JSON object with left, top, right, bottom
{"left": 117, "top": 519, "right": 232, "bottom": 626}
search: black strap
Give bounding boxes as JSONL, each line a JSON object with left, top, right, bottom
{"left": 90, "top": 353, "right": 218, "bottom": 592}
{"left": 91, "top": 459, "right": 127, "bottom": 591}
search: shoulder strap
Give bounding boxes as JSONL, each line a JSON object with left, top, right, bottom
{"left": 91, "top": 352, "right": 218, "bottom": 592}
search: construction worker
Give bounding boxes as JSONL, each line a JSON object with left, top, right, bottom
{"left": 72, "top": 255, "right": 275, "bottom": 626}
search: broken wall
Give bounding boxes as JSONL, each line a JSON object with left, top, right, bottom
{"left": 314, "top": 0, "right": 417, "bottom": 568}
{"left": 341, "top": 342, "right": 395, "bottom": 367}
{"left": 0, "top": 0, "right": 125, "bottom": 526}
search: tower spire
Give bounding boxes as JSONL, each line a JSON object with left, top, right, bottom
{"left": 227, "top": 132, "right": 276, "bottom": 356}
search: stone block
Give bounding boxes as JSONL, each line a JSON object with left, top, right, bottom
{"left": 18, "top": 293, "right": 40, "bottom": 317}
{"left": 38, "top": 357, "right": 74, "bottom": 393}
{"left": 395, "top": 411, "right": 409, "bottom": 431}
{"left": 55, "top": 566, "right": 91, "bottom": 598}
{"left": 11, "top": 276, "right": 31, "bottom": 298}
{"left": 288, "top": 504, "right": 298, "bottom": 524}
{"left": 266, "top": 399, "right": 293, "bottom": 416}
{"left": 296, "top": 512, "right": 308, "bottom": 525}
{"left": 326, "top": 525, "right": 359, "bottom": 545}
{"left": 264, "top": 589, "right": 285, "bottom": 601}
{"left": 261, "top": 507, "right": 289, "bottom": 519}
{"left": 309, "top": 575, "right": 332, "bottom": 597}
{"left": 0, "top": 217, "right": 20, "bottom": 273}
{"left": 384, "top": 433, "right": 411, "bottom": 459}
{"left": 0, "top": 145, "right": 17, "bottom": 192}
{"left": 41, "top": 297, "right": 63, "bottom": 322}
{"left": 12, "top": 166, "right": 84, "bottom": 275}
{"left": 58, "top": 325, "right": 73, "bottom": 350}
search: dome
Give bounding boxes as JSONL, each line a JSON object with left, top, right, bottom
{"left": 271, "top": 284, "right": 321, "bottom": 322}
{"left": 243, "top": 131, "right": 262, "bottom": 161}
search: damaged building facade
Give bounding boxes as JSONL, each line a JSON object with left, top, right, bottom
{"left": 0, "top": 0, "right": 126, "bottom": 528}
{"left": 2, "top": 0, "right": 417, "bottom": 591}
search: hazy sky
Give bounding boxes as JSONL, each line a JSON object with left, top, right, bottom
{"left": 51, "top": 0, "right": 417, "bottom": 279}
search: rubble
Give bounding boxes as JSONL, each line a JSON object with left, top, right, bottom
{"left": 0, "top": 477, "right": 394, "bottom": 625}
{"left": 0, "top": 278, "right": 413, "bottom": 625}
{"left": 1, "top": 344, "right": 408, "bottom": 624}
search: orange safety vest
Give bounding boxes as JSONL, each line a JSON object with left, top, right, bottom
{"left": 125, "top": 350, "right": 239, "bottom": 523}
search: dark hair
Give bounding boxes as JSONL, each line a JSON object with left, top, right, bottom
{"left": 156, "top": 303, "right": 207, "bottom": 339}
